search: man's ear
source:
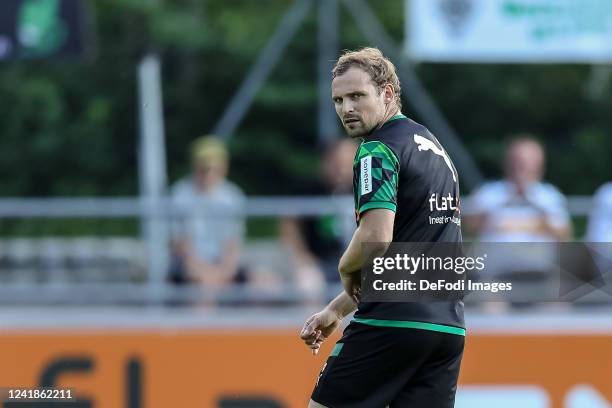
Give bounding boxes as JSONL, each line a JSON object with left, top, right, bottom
{"left": 383, "top": 84, "right": 394, "bottom": 104}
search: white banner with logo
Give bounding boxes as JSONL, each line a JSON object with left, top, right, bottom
{"left": 406, "top": 0, "right": 612, "bottom": 63}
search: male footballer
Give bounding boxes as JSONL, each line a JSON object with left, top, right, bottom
{"left": 300, "top": 47, "right": 464, "bottom": 407}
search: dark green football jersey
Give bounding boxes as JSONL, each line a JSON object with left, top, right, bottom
{"left": 353, "top": 140, "right": 400, "bottom": 218}
{"left": 352, "top": 114, "right": 465, "bottom": 331}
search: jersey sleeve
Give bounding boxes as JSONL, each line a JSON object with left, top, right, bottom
{"left": 353, "top": 141, "right": 400, "bottom": 220}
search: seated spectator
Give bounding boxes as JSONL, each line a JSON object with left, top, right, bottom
{"left": 466, "top": 136, "right": 572, "bottom": 288}
{"left": 586, "top": 182, "right": 612, "bottom": 242}
{"left": 467, "top": 136, "right": 572, "bottom": 242}
{"left": 586, "top": 182, "right": 612, "bottom": 286}
{"left": 168, "top": 136, "right": 248, "bottom": 293}
{"left": 280, "top": 139, "right": 358, "bottom": 300}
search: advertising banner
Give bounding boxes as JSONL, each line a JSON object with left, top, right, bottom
{"left": 0, "top": 329, "right": 610, "bottom": 407}
{"left": 407, "top": 0, "right": 612, "bottom": 63}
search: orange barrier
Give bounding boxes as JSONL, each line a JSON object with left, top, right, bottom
{"left": 0, "top": 330, "right": 610, "bottom": 407}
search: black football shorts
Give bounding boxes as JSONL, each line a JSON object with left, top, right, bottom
{"left": 311, "top": 320, "right": 465, "bottom": 408}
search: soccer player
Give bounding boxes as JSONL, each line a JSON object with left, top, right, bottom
{"left": 300, "top": 47, "right": 464, "bottom": 407}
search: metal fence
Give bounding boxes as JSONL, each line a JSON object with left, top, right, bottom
{"left": 0, "top": 195, "right": 603, "bottom": 306}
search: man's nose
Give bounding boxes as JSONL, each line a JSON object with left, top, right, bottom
{"left": 342, "top": 100, "right": 355, "bottom": 115}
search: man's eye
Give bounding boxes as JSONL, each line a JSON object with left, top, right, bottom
{"left": 352, "top": 94, "right": 361, "bottom": 100}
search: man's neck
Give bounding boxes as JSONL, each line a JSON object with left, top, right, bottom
{"left": 375, "top": 107, "right": 401, "bottom": 132}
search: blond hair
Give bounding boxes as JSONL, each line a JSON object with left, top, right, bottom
{"left": 191, "top": 136, "right": 228, "bottom": 164}
{"left": 332, "top": 47, "right": 402, "bottom": 110}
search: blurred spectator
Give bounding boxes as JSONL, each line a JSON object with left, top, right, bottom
{"left": 466, "top": 137, "right": 572, "bottom": 302}
{"left": 168, "top": 136, "right": 248, "bottom": 292}
{"left": 467, "top": 136, "right": 572, "bottom": 242}
{"left": 280, "top": 139, "right": 358, "bottom": 299}
{"left": 586, "top": 182, "right": 612, "bottom": 242}
{"left": 586, "top": 182, "right": 612, "bottom": 284}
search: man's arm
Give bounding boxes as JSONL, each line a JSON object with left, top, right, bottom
{"left": 326, "top": 290, "right": 359, "bottom": 318}
{"left": 340, "top": 140, "right": 399, "bottom": 296}
{"left": 299, "top": 210, "right": 394, "bottom": 354}
{"left": 338, "top": 208, "right": 395, "bottom": 299}
{"left": 300, "top": 141, "right": 398, "bottom": 352}
{"left": 339, "top": 209, "right": 394, "bottom": 274}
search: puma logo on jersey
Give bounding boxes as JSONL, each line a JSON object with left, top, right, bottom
{"left": 413, "top": 134, "right": 457, "bottom": 182}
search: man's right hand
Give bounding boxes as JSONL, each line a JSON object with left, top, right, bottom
{"left": 299, "top": 309, "right": 342, "bottom": 355}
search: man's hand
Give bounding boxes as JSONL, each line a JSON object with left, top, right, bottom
{"left": 299, "top": 309, "right": 342, "bottom": 355}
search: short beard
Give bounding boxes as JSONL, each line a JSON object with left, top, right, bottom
{"left": 344, "top": 123, "right": 375, "bottom": 138}
{"left": 346, "top": 129, "right": 366, "bottom": 139}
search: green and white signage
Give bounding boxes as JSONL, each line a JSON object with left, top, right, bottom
{"left": 406, "top": 0, "right": 612, "bottom": 63}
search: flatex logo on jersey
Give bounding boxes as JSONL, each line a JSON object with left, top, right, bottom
{"left": 360, "top": 156, "right": 372, "bottom": 195}
{"left": 428, "top": 193, "right": 461, "bottom": 226}
{"left": 429, "top": 193, "right": 458, "bottom": 212}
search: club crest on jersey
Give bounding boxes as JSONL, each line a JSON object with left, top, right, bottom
{"left": 360, "top": 156, "right": 372, "bottom": 195}
{"left": 414, "top": 134, "right": 457, "bottom": 182}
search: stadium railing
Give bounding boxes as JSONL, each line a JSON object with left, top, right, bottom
{"left": 0, "top": 195, "right": 606, "bottom": 306}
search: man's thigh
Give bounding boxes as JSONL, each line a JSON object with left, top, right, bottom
{"left": 311, "top": 322, "right": 461, "bottom": 407}
{"left": 390, "top": 333, "right": 464, "bottom": 408}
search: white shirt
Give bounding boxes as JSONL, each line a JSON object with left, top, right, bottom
{"left": 587, "top": 182, "right": 612, "bottom": 242}
{"left": 470, "top": 181, "right": 570, "bottom": 276}
{"left": 470, "top": 180, "right": 570, "bottom": 243}
{"left": 170, "top": 178, "right": 246, "bottom": 262}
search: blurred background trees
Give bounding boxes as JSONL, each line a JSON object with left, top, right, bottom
{"left": 1, "top": 0, "right": 610, "bottom": 199}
